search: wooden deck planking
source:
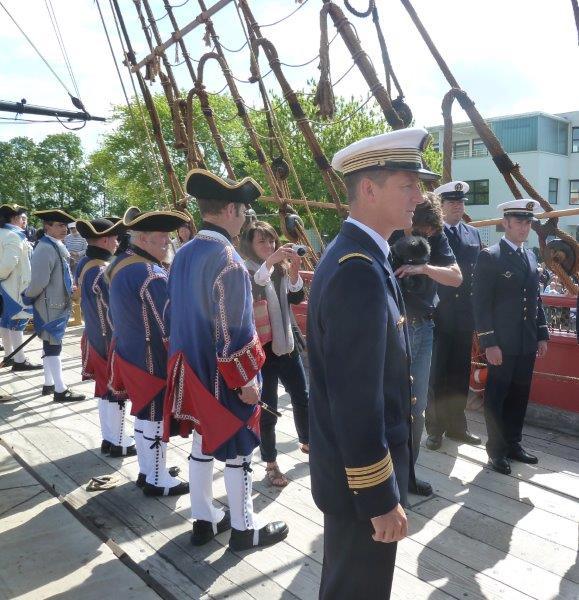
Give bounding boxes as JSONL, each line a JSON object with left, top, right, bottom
{"left": 1, "top": 328, "right": 578, "bottom": 600}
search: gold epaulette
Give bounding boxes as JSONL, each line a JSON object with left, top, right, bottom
{"left": 338, "top": 253, "right": 373, "bottom": 265}
{"left": 478, "top": 330, "right": 494, "bottom": 337}
{"left": 345, "top": 453, "right": 393, "bottom": 490}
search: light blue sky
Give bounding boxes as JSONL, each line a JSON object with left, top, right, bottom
{"left": 1, "top": 0, "right": 578, "bottom": 155}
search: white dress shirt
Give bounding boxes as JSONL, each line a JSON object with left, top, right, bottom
{"left": 345, "top": 216, "right": 390, "bottom": 262}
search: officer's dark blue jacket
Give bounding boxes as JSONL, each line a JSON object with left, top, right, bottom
{"left": 435, "top": 222, "right": 482, "bottom": 332}
{"left": 473, "top": 239, "right": 549, "bottom": 355}
{"left": 307, "top": 221, "right": 412, "bottom": 519}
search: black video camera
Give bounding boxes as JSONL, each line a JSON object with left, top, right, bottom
{"left": 391, "top": 235, "right": 431, "bottom": 295}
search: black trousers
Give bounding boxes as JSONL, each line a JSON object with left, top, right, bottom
{"left": 319, "top": 443, "right": 409, "bottom": 600}
{"left": 260, "top": 347, "right": 309, "bottom": 463}
{"left": 484, "top": 352, "right": 536, "bottom": 459}
{"left": 426, "top": 327, "right": 472, "bottom": 437}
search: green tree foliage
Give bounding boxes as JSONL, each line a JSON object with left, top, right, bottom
{"left": 89, "top": 84, "right": 445, "bottom": 238}
{"left": 0, "top": 133, "right": 102, "bottom": 222}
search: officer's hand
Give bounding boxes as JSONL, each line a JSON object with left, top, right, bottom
{"left": 238, "top": 384, "right": 260, "bottom": 405}
{"left": 370, "top": 504, "right": 407, "bottom": 543}
{"left": 485, "top": 345, "right": 502, "bottom": 366}
{"left": 537, "top": 340, "right": 548, "bottom": 358}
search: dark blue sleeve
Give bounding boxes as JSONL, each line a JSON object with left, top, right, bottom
{"left": 322, "top": 260, "right": 400, "bottom": 519}
{"left": 429, "top": 232, "right": 456, "bottom": 267}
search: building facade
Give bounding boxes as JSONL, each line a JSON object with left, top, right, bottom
{"left": 428, "top": 111, "right": 579, "bottom": 249}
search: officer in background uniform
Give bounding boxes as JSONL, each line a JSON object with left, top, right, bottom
{"left": 308, "top": 128, "right": 438, "bottom": 600}
{"left": 473, "top": 200, "right": 548, "bottom": 475}
{"left": 426, "top": 182, "right": 482, "bottom": 450}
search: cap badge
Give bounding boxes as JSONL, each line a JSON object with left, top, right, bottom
{"left": 455, "top": 183, "right": 463, "bottom": 192}
{"left": 502, "top": 271, "right": 513, "bottom": 278}
{"left": 526, "top": 201, "right": 535, "bottom": 211}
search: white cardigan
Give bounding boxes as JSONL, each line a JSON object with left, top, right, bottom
{"left": 0, "top": 226, "right": 32, "bottom": 322}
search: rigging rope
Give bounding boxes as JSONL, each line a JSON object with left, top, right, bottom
{"left": 233, "top": 0, "right": 325, "bottom": 250}
{"left": 95, "top": 0, "right": 170, "bottom": 209}
{"left": 0, "top": 0, "right": 75, "bottom": 99}
{"left": 44, "top": 0, "right": 82, "bottom": 101}
{"left": 260, "top": 0, "right": 311, "bottom": 28}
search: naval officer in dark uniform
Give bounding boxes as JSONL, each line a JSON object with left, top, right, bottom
{"left": 426, "top": 181, "right": 482, "bottom": 450}
{"left": 307, "top": 128, "right": 439, "bottom": 600}
{"left": 473, "top": 199, "right": 548, "bottom": 474}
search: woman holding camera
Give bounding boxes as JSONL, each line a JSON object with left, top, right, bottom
{"left": 389, "top": 194, "right": 462, "bottom": 497}
{"left": 241, "top": 221, "right": 309, "bottom": 487}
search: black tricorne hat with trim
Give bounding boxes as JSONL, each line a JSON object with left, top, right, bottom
{"left": 185, "top": 169, "right": 263, "bottom": 205}
{"left": 122, "top": 206, "right": 191, "bottom": 232}
{"left": 33, "top": 209, "right": 76, "bottom": 224}
{"left": 0, "top": 203, "right": 28, "bottom": 219}
{"left": 76, "top": 217, "right": 125, "bottom": 239}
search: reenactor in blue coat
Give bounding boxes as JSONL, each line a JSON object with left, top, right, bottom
{"left": 308, "top": 128, "right": 438, "bottom": 600}
{"left": 473, "top": 199, "right": 549, "bottom": 474}
{"left": 75, "top": 217, "right": 135, "bottom": 458}
{"left": 426, "top": 181, "right": 483, "bottom": 450}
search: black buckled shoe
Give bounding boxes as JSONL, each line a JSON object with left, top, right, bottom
{"left": 229, "top": 521, "right": 289, "bottom": 551}
{"left": 101, "top": 440, "right": 112, "bottom": 454}
{"left": 12, "top": 359, "right": 43, "bottom": 372}
{"left": 41, "top": 385, "right": 55, "bottom": 396}
{"left": 109, "top": 444, "right": 137, "bottom": 458}
{"left": 136, "top": 466, "right": 180, "bottom": 488}
{"left": 191, "top": 510, "right": 231, "bottom": 546}
{"left": 2, "top": 358, "right": 14, "bottom": 368}
{"left": 425, "top": 435, "right": 442, "bottom": 451}
{"left": 446, "top": 430, "right": 482, "bottom": 445}
{"left": 488, "top": 456, "right": 511, "bottom": 475}
{"left": 53, "top": 389, "right": 86, "bottom": 402}
{"left": 409, "top": 478, "right": 433, "bottom": 497}
{"left": 507, "top": 446, "right": 538, "bottom": 464}
{"left": 143, "top": 480, "right": 189, "bottom": 497}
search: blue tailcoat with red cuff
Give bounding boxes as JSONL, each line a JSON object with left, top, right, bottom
{"left": 75, "top": 249, "right": 114, "bottom": 398}
{"left": 108, "top": 248, "right": 170, "bottom": 421}
{"left": 165, "top": 228, "right": 265, "bottom": 461}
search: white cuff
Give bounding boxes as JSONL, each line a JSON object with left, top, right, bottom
{"left": 254, "top": 262, "right": 273, "bottom": 286}
{"left": 288, "top": 274, "right": 304, "bottom": 292}
{"left": 242, "top": 376, "right": 257, "bottom": 389}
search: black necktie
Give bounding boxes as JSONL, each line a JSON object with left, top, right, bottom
{"left": 516, "top": 248, "right": 529, "bottom": 270}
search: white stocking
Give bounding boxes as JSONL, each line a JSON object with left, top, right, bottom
{"left": 133, "top": 418, "right": 150, "bottom": 477}
{"left": 1, "top": 328, "right": 13, "bottom": 357}
{"left": 188, "top": 432, "right": 223, "bottom": 525}
{"left": 108, "top": 401, "right": 134, "bottom": 450}
{"left": 142, "top": 420, "right": 181, "bottom": 490}
{"left": 42, "top": 357, "right": 54, "bottom": 386}
{"left": 224, "top": 452, "right": 259, "bottom": 532}
{"left": 10, "top": 330, "right": 25, "bottom": 363}
{"left": 97, "top": 397, "right": 111, "bottom": 442}
{"left": 44, "top": 356, "right": 65, "bottom": 393}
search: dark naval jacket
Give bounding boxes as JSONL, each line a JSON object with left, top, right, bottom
{"left": 435, "top": 222, "right": 482, "bottom": 332}
{"left": 307, "top": 221, "right": 412, "bottom": 520}
{"left": 473, "top": 239, "right": 549, "bottom": 355}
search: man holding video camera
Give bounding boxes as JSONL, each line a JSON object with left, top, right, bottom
{"left": 389, "top": 193, "right": 462, "bottom": 497}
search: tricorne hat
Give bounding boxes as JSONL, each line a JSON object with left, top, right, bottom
{"left": 122, "top": 206, "right": 191, "bottom": 232}
{"left": 0, "top": 203, "right": 27, "bottom": 218}
{"left": 331, "top": 127, "right": 439, "bottom": 181}
{"left": 185, "top": 169, "right": 263, "bottom": 205}
{"left": 33, "top": 209, "right": 76, "bottom": 224}
{"left": 497, "top": 199, "right": 541, "bottom": 220}
{"left": 434, "top": 181, "right": 470, "bottom": 201}
{"left": 76, "top": 217, "right": 125, "bottom": 239}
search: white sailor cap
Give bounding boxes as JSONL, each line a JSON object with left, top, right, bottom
{"left": 497, "top": 199, "right": 541, "bottom": 219}
{"left": 434, "top": 180, "right": 469, "bottom": 201}
{"left": 332, "top": 127, "right": 438, "bottom": 180}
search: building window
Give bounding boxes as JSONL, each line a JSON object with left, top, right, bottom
{"left": 472, "top": 138, "right": 488, "bottom": 157}
{"left": 432, "top": 143, "right": 440, "bottom": 153}
{"left": 464, "top": 179, "right": 489, "bottom": 205}
{"left": 570, "top": 180, "right": 579, "bottom": 205}
{"left": 548, "top": 178, "right": 558, "bottom": 205}
{"left": 453, "top": 140, "right": 470, "bottom": 159}
{"left": 572, "top": 127, "right": 579, "bottom": 153}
